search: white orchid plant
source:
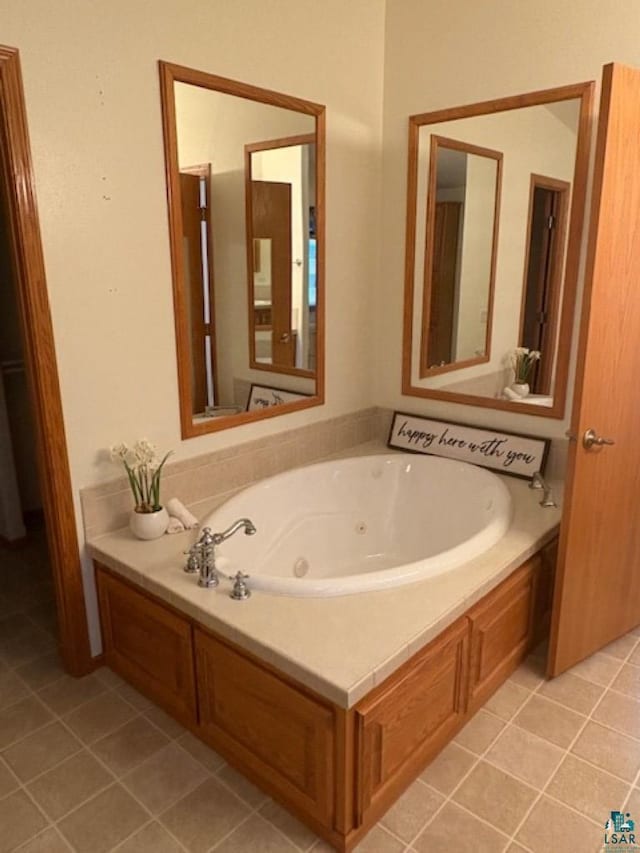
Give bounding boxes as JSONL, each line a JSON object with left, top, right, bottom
{"left": 110, "top": 439, "right": 172, "bottom": 513}
{"left": 510, "top": 347, "right": 541, "bottom": 383}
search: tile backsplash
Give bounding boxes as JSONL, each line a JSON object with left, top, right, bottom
{"left": 80, "top": 405, "right": 567, "bottom": 540}
{"left": 81, "top": 408, "right": 392, "bottom": 538}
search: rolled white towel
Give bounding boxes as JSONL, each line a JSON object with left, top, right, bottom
{"left": 166, "top": 497, "right": 199, "bottom": 530}
{"left": 166, "top": 516, "right": 185, "bottom": 535}
{"left": 503, "top": 386, "right": 522, "bottom": 401}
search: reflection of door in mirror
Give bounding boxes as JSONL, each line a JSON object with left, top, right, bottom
{"left": 420, "top": 136, "right": 502, "bottom": 377}
{"left": 246, "top": 135, "right": 316, "bottom": 377}
{"left": 519, "top": 175, "right": 570, "bottom": 395}
{"left": 179, "top": 165, "right": 217, "bottom": 413}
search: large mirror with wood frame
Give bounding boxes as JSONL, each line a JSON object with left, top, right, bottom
{"left": 403, "top": 81, "right": 594, "bottom": 418}
{"left": 159, "top": 61, "right": 325, "bottom": 438}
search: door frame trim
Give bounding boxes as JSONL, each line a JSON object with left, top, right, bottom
{"left": 0, "top": 44, "right": 92, "bottom": 675}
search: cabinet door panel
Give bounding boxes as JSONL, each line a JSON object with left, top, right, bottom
{"left": 468, "top": 558, "right": 539, "bottom": 710}
{"left": 355, "top": 618, "right": 469, "bottom": 825}
{"left": 96, "top": 568, "right": 197, "bottom": 726}
{"left": 195, "top": 629, "right": 335, "bottom": 828}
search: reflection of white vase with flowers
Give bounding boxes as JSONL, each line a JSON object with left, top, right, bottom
{"left": 509, "top": 348, "right": 540, "bottom": 398}
{"left": 110, "top": 439, "right": 173, "bottom": 540}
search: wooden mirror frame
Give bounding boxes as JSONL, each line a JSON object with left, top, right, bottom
{"left": 159, "top": 61, "right": 325, "bottom": 438}
{"left": 402, "top": 81, "right": 595, "bottom": 419}
{"left": 419, "top": 135, "right": 503, "bottom": 378}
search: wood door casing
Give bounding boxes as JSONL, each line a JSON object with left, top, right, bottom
{"left": 549, "top": 63, "right": 640, "bottom": 675}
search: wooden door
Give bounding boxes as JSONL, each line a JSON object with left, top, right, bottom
{"left": 427, "top": 201, "right": 460, "bottom": 366}
{"left": 180, "top": 170, "right": 216, "bottom": 411}
{"left": 251, "top": 180, "right": 294, "bottom": 366}
{"left": 549, "top": 63, "right": 640, "bottom": 675}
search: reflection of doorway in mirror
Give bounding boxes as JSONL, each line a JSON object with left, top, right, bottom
{"left": 419, "top": 135, "right": 502, "bottom": 377}
{"left": 179, "top": 164, "right": 217, "bottom": 413}
{"left": 519, "top": 174, "right": 570, "bottom": 395}
{"left": 246, "top": 134, "right": 316, "bottom": 375}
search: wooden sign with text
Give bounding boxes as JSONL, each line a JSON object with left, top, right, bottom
{"left": 246, "top": 383, "right": 311, "bottom": 411}
{"left": 388, "top": 411, "right": 550, "bottom": 479}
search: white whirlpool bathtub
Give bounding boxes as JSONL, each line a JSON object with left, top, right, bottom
{"left": 202, "top": 453, "right": 513, "bottom": 597}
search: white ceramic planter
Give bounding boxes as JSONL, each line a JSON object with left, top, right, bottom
{"left": 510, "top": 382, "right": 530, "bottom": 398}
{"left": 129, "top": 506, "right": 169, "bottom": 540}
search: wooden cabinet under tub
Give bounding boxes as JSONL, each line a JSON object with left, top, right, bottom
{"left": 94, "top": 537, "right": 557, "bottom": 852}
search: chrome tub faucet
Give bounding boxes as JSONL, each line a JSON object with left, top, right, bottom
{"left": 184, "top": 519, "right": 256, "bottom": 594}
{"left": 529, "top": 472, "right": 557, "bottom": 508}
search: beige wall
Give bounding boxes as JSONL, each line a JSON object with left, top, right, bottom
{"left": 378, "top": 0, "right": 640, "bottom": 439}
{"left": 1, "top": 0, "right": 385, "bottom": 651}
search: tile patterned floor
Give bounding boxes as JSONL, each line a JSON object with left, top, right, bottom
{"left": 1, "top": 536, "right": 639, "bottom": 851}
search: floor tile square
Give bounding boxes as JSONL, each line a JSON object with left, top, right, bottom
{"left": 413, "top": 801, "right": 509, "bottom": 852}
{"left": 571, "top": 721, "right": 640, "bottom": 781}
{"left": 547, "top": 754, "right": 628, "bottom": 822}
{"left": 602, "top": 634, "right": 638, "bottom": 660}
{"left": 453, "top": 760, "right": 537, "bottom": 834}
{"left": 160, "top": 777, "right": 249, "bottom": 852}
{"left": 569, "top": 652, "right": 621, "bottom": 686}
{"left": 63, "top": 690, "right": 137, "bottom": 744}
{"left": 2, "top": 720, "right": 81, "bottom": 782}
{"left": 15, "top": 652, "right": 65, "bottom": 692}
{"left": 0, "top": 789, "right": 49, "bottom": 853}
{"left": 57, "top": 784, "right": 147, "bottom": 853}
{"left": 612, "top": 664, "right": 640, "bottom": 700}
{"left": 215, "top": 814, "right": 298, "bottom": 852}
{"left": 259, "top": 798, "right": 319, "bottom": 850}
{"left": 92, "top": 716, "right": 169, "bottom": 776}
{"left": 0, "top": 670, "right": 30, "bottom": 710}
{"left": 217, "top": 763, "right": 269, "bottom": 808}
{"left": 538, "top": 671, "right": 604, "bottom": 715}
{"left": 419, "top": 742, "right": 476, "bottom": 795}
{"left": 112, "top": 821, "right": 184, "bottom": 853}
{"left": 123, "top": 742, "right": 209, "bottom": 814}
{"left": 0, "top": 756, "right": 19, "bottom": 797}
{"left": 27, "top": 749, "right": 112, "bottom": 820}
{"left": 13, "top": 826, "right": 71, "bottom": 852}
{"left": 379, "top": 779, "right": 443, "bottom": 842}
{"left": 0, "top": 696, "right": 53, "bottom": 749}
{"left": 593, "top": 689, "right": 640, "bottom": 739}
{"left": 513, "top": 694, "right": 585, "bottom": 748}
{"left": 516, "top": 795, "right": 601, "bottom": 852}
{"left": 454, "top": 710, "right": 505, "bottom": 754}
{"left": 37, "top": 673, "right": 105, "bottom": 716}
{"left": 484, "top": 680, "right": 531, "bottom": 721}
{"left": 485, "top": 723, "right": 564, "bottom": 789}
{"left": 510, "top": 655, "right": 546, "bottom": 690}
{"left": 176, "top": 731, "right": 225, "bottom": 771}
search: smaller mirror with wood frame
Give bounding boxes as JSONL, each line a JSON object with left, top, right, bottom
{"left": 420, "top": 135, "right": 502, "bottom": 377}
{"left": 403, "top": 81, "right": 594, "bottom": 419}
{"left": 245, "top": 133, "right": 317, "bottom": 377}
{"left": 159, "top": 61, "right": 325, "bottom": 438}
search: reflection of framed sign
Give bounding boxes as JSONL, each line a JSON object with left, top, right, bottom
{"left": 388, "top": 411, "right": 550, "bottom": 480}
{"left": 246, "top": 383, "right": 312, "bottom": 412}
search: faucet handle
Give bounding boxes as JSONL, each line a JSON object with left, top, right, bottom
{"left": 183, "top": 542, "right": 203, "bottom": 573}
{"left": 230, "top": 571, "right": 251, "bottom": 601}
{"left": 198, "top": 526, "right": 216, "bottom": 547}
